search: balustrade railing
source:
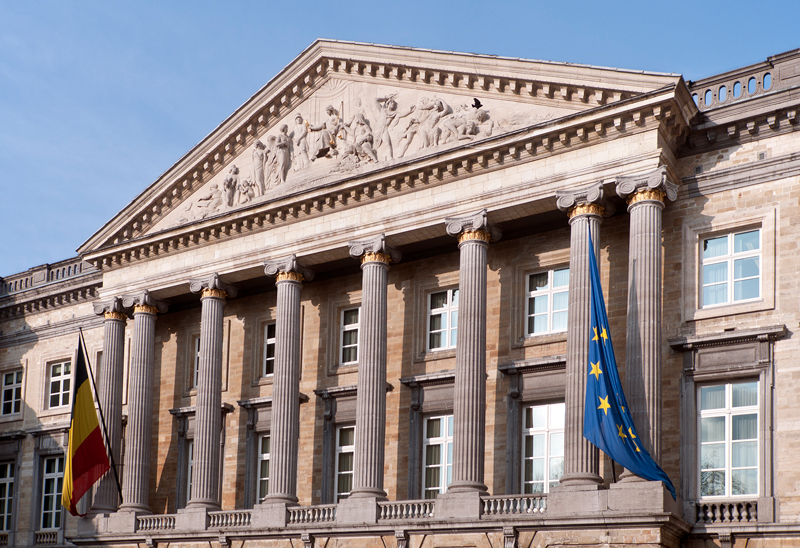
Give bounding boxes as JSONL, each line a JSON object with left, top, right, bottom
{"left": 209, "top": 509, "right": 252, "bottom": 528}
{"left": 379, "top": 500, "right": 435, "bottom": 520}
{"left": 695, "top": 500, "right": 758, "bottom": 524}
{"left": 287, "top": 504, "right": 337, "bottom": 525}
{"left": 137, "top": 514, "right": 177, "bottom": 531}
{"left": 481, "top": 494, "right": 547, "bottom": 516}
{"left": 34, "top": 531, "right": 58, "bottom": 545}
{"left": 0, "top": 532, "right": 8, "bottom": 546}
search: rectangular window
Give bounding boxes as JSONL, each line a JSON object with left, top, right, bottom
{"left": 423, "top": 414, "right": 453, "bottom": 498}
{"left": 699, "top": 381, "right": 759, "bottom": 498}
{"left": 526, "top": 268, "right": 569, "bottom": 335}
{"left": 2, "top": 371, "right": 22, "bottom": 415}
{"left": 47, "top": 361, "right": 71, "bottom": 409}
{"left": 40, "top": 456, "right": 63, "bottom": 530}
{"left": 186, "top": 440, "right": 194, "bottom": 502}
{"left": 522, "top": 402, "right": 565, "bottom": 493}
{"left": 191, "top": 336, "right": 201, "bottom": 389}
{"left": 263, "top": 323, "right": 276, "bottom": 376}
{"left": 335, "top": 426, "right": 355, "bottom": 501}
{"left": 0, "top": 462, "right": 14, "bottom": 532}
{"left": 340, "top": 308, "right": 360, "bottom": 365}
{"left": 257, "top": 435, "right": 270, "bottom": 503}
{"left": 428, "top": 289, "right": 458, "bottom": 351}
{"left": 702, "top": 229, "right": 761, "bottom": 307}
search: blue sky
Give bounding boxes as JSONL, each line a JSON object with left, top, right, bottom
{"left": 1, "top": 1, "right": 797, "bottom": 276}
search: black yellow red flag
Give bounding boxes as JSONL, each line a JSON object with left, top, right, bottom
{"left": 61, "top": 336, "right": 110, "bottom": 516}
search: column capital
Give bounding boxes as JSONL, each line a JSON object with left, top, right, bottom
{"left": 615, "top": 166, "right": 678, "bottom": 206}
{"left": 93, "top": 296, "right": 130, "bottom": 321}
{"left": 264, "top": 254, "right": 315, "bottom": 283}
{"left": 445, "top": 209, "right": 502, "bottom": 242}
{"left": 189, "top": 273, "right": 238, "bottom": 299}
{"left": 122, "top": 290, "right": 169, "bottom": 314}
{"left": 556, "top": 182, "right": 614, "bottom": 219}
{"left": 349, "top": 233, "right": 402, "bottom": 264}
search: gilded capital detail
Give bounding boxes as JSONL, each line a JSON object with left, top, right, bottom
{"left": 445, "top": 209, "right": 501, "bottom": 242}
{"left": 201, "top": 288, "right": 228, "bottom": 300}
{"left": 627, "top": 188, "right": 666, "bottom": 205}
{"left": 133, "top": 304, "right": 160, "bottom": 315}
{"left": 121, "top": 289, "right": 168, "bottom": 315}
{"left": 615, "top": 166, "right": 678, "bottom": 208}
{"left": 457, "top": 229, "right": 492, "bottom": 244}
{"left": 189, "top": 272, "right": 238, "bottom": 299}
{"left": 104, "top": 311, "right": 128, "bottom": 321}
{"left": 349, "top": 234, "right": 401, "bottom": 265}
{"left": 94, "top": 296, "right": 129, "bottom": 319}
{"left": 567, "top": 203, "right": 605, "bottom": 219}
{"left": 275, "top": 271, "right": 304, "bottom": 283}
{"left": 265, "top": 254, "right": 315, "bottom": 283}
{"left": 362, "top": 252, "right": 391, "bottom": 264}
{"left": 556, "top": 182, "right": 613, "bottom": 219}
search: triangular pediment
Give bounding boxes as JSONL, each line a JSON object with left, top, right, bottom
{"left": 79, "top": 40, "right": 681, "bottom": 253}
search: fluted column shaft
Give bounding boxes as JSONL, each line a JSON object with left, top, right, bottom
{"left": 449, "top": 231, "right": 490, "bottom": 493}
{"left": 624, "top": 192, "right": 666, "bottom": 463}
{"left": 187, "top": 289, "right": 226, "bottom": 510}
{"left": 91, "top": 310, "right": 127, "bottom": 513}
{"left": 119, "top": 306, "right": 158, "bottom": 513}
{"left": 561, "top": 209, "right": 604, "bottom": 487}
{"left": 266, "top": 273, "right": 303, "bottom": 504}
{"left": 351, "top": 254, "right": 390, "bottom": 499}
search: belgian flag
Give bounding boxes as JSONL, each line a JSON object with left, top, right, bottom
{"left": 61, "top": 336, "right": 110, "bottom": 516}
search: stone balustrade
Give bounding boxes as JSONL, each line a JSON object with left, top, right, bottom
{"left": 695, "top": 501, "right": 758, "bottom": 525}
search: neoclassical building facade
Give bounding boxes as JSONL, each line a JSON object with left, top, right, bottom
{"left": 1, "top": 41, "right": 800, "bottom": 548}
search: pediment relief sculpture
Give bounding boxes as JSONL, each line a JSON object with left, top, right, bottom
{"left": 153, "top": 81, "right": 571, "bottom": 232}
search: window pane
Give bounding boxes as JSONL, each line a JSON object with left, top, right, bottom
{"left": 732, "top": 414, "right": 757, "bottom": 440}
{"left": 703, "top": 236, "right": 728, "bottom": 259}
{"left": 703, "top": 262, "right": 728, "bottom": 285}
{"left": 266, "top": 323, "right": 276, "bottom": 338}
{"left": 703, "top": 283, "right": 728, "bottom": 306}
{"left": 701, "top": 417, "right": 725, "bottom": 442}
{"left": 700, "top": 385, "right": 725, "bottom": 410}
{"left": 430, "top": 291, "right": 447, "bottom": 309}
{"left": 260, "top": 436, "right": 270, "bottom": 454}
{"left": 342, "top": 347, "right": 357, "bottom": 363}
{"left": 425, "top": 467, "right": 440, "bottom": 489}
{"left": 529, "top": 272, "right": 548, "bottom": 291}
{"left": 550, "top": 432, "right": 564, "bottom": 457}
{"left": 337, "top": 473, "right": 352, "bottom": 494}
{"left": 429, "top": 313, "right": 443, "bottom": 331}
{"left": 734, "top": 257, "right": 759, "bottom": 279}
{"left": 734, "top": 278, "right": 760, "bottom": 301}
{"left": 343, "top": 309, "right": 359, "bottom": 325}
{"left": 531, "top": 434, "right": 545, "bottom": 458}
{"left": 530, "top": 459, "right": 544, "bottom": 482}
{"left": 532, "top": 295, "right": 548, "bottom": 314}
{"left": 552, "top": 311, "right": 568, "bottom": 332}
{"left": 549, "top": 456, "right": 564, "bottom": 481}
{"left": 450, "top": 289, "right": 458, "bottom": 306}
{"left": 553, "top": 268, "right": 569, "bottom": 287}
{"left": 732, "top": 382, "right": 758, "bottom": 407}
{"left": 342, "top": 330, "right": 358, "bottom": 346}
{"left": 528, "top": 406, "right": 546, "bottom": 429}
{"left": 700, "top": 471, "right": 725, "bottom": 496}
{"left": 426, "top": 419, "right": 441, "bottom": 438}
{"left": 732, "top": 440, "right": 757, "bottom": 468}
{"left": 734, "top": 230, "right": 760, "bottom": 252}
{"left": 339, "top": 427, "right": 354, "bottom": 447}
{"left": 429, "top": 332, "right": 442, "bottom": 349}
{"left": 550, "top": 403, "right": 566, "bottom": 429}
{"left": 425, "top": 445, "right": 441, "bottom": 466}
{"left": 701, "top": 443, "right": 725, "bottom": 469}
{"left": 732, "top": 469, "right": 758, "bottom": 495}
{"left": 532, "top": 315, "right": 548, "bottom": 334}
{"left": 552, "top": 291, "right": 568, "bottom": 311}
{"left": 524, "top": 436, "right": 533, "bottom": 458}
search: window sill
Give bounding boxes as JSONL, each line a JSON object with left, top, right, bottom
{"left": 0, "top": 413, "right": 22, "bottom": 425}
{"left": 252, "top": 375, "right": 274, "bottom": 387}
{"left": 513, "top": 332, "right": 568, "bottom": 349}
{"left": 415, "top": 349, "right": 457, "bottom": 363}
{"left": 689, "top": 298, "right": 772, "bottom": 322}
{"left": 37, "top": 407, "right": 70, "bottom": 419}
{"left": 328, "top": 363, "right": 359, "bottom": 376}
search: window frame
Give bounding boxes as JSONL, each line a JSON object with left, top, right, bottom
{"left": 262, "top": 322, "right": 276, "bottom": 377}
{"left": 521, "top": 402, "right": 565, "bottom": 494}
{"left": 256, "top": 434, "right": 270, "bottom": 503}
{"left": 525, "top": 268, "right": 569, "bottom": 336}
{"left": 339, "top": 307, "right": 360, "bottom": 367}
{"left": 46, "top": 361, "right": 71, "bottom": 410}
{"left": 422, "top": 414, "right": 453, "bottom": 498}
{"left": 39, "top": 455, "right": 64, "bottom": 531}
{"left": 0, "top": 461, "right": 14, "bottom": 532}
{"left": 700, "top": 229, "right": 761, "bottom": 309}
{"left": 1, "top": 371, "right": 23, "bottom": 417}
{"left": 335, "top": 425, "right": 355, "bottom": 502}
{"left": 427, "top": 288, "right": 459, "bottom": 352}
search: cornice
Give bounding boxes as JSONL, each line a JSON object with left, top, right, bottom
{"left": 0, "top": 314, "right": 103, "bottom": 349}
{"left": 667, "top": 324, "right": 786, "bottom": 351}
{"left": 680, "top": 150, "right": 800, "bottom": 198}
{"left": 0, "top": 271, "right": 102, "bottom": 320}
{"left": 79, "top": 42, "right": 684, "bottom": 257}
{"left": 83, "top": 87, "right": 688, "bottom": 274}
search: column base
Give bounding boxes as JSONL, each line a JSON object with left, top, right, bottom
{"left": 262, "top": 493, "right": 299, "bottom": 506}
{"left": 176, "top": 506, "right": 209, "bottom": 531}
{"left": 186, "top": 498, "right": 221, "bottom": 511}
{"left": 348, "top": 487, "right": 387, "bottom": 501}
{"left": 251, "top": 501, "right": 289, "bottom": 528}
{"left": 557, "top": 472, "right": 604, "bottom": 488}
{"left": 337, "top": 496, "right": 380, "bottom": 525}
{"left": 117, "top": 502, "right": 152, "bottom": 515}
{"left": 446, "top": 480, "right": 488, "bottom": 495}
{"left": 436, "top": 490, "right": 483, "bottom": 520}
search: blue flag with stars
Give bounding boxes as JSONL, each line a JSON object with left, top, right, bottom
{"left": 583, "top": 228, "right": 676, "bottom": 499}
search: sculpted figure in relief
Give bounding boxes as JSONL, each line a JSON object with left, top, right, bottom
{"left": 419, "top": 98, "right": 449, "bottom": 148}
{"left": 345, "top": 112, "right": 378, "bottom": 163}
{"left": 440, "top": 103, "right": 493, "bottom": 143}
{"left": 223, "top": 166, "right": 239, "bottom": 207}
{"left": 308, "top": 105, "right": 345, "bottom": 159}
{"left": 237, "top": 176, "right": 255, "bottom": 205}
{"left": 194, "top": 184, "right": 224, "bottom": 219}
{"left": 251, "top": 140, "right": 266, "bottom": 196}
{"left": 291, "top": 114, "right": 309, "bottom": 171}
{"left": 264, "top": 135, "right": 279, "bottom": 191}
{"left": 274, "top": 124, "right": 292, "bottom": 184}
{"left": 374, "top": 95, "right": 415, "bottom": 160}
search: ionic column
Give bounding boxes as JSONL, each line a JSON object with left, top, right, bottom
{"left": 187, "top": 273, "right": 238, "bottom": 510}
{"left": 445, "top": 210, "right": 500, "bottom": 494}
{"left": 348, "top": 235, "right": 401, "bottom": 500}
{"left": 556, "top": 184, "right": 606, "bottom": 487}
{"left": 263, "top": 255, "right": 314, "bottom": 505}
{"left": 616, "top": 167, "right": 677, "bottom": 471}
{"left": 90, "top": 297, "right": 128, "bottom": 514}
{"left": 119, "top": 290, "right": 167, "bottom": 514}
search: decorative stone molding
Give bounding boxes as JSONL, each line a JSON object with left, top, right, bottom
{"left": 348, "top": 234, "right": 402, "bottom": 264}
{"left": 504, "top": 527, "right": 518, "bottom": 548}
{"left": 93, "top": 296, "right": 130, "bottom": 320}
{"left": 555, "top": 182, "right": 614, "bottom": 218}
{"left": 615, "top": 166, "right": 678, "bottom": 205}
{"left": 189, "top": 273, "right": 238, "bottom": 299}
{"left": 444, "top": 209, "right": 502, "bottom": 242}
{"left": 264, "top": 254, "right": 315, "bottom": 283}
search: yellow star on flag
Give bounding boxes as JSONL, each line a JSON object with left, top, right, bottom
{"left": 617, "top": 424, "right": 627, "bottom": 441}
{"left": 600, "top": 327, "right": 609, "bottom": 344}
{"left": 589, "top": 361, "right": 602, "bottom": 380}
{"left": 629, "top": 428, "right": 641, "bottom": 452}
{"left": 592, "top": 327, "right": 599, "bottom": 342}
{"left": 597, "top": 396, "right": 611, "bottom": 415}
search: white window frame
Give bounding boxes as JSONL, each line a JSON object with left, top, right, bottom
{"left": 340, "top": 308, "right": 360, "bottom": 366}
{"left": 191, "top": 336, "right": 201, "bottom": 389}
{"left": 0, "top": 462, "right": 14, "bottom": 532}
{"left": 335, "top": 425, "right": 355, "bottom": 502}
{"left": 422, "top": 414, "right": 453, "bottom": 498}
{"left": 427, "top": 289, "right": 458, "bottom": 352}
{"left": 47, "top": 361, "right": 71, "bottom": 410}
{"left": 701, "top": 229, "right": 761, "bottom": 308}
{"left": 262, "top": 323, "right": 276, "bottom": 377}
{"left": 39, "top": 455, "right": 63, "bottom": 531}
{"left": 521, "top": 402, "right": 565, "bottom": 494}
{"left": 1, "top": 371, "right": 23, "bottom": 416}
{"left": 186, "top": 440, "right": 194, "bottom": 503}
{"left": 698, "top": 381, "right": 759, "bottom": 499}
{"left": 257, "top": 434, "right": 270, "bottom": 503}
{"left": 525, "top": 268, "right": 569, "bottom": 336}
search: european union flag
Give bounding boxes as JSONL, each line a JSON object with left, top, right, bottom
{"left": 583, "top": 228, "right": 676, "bottom": 499}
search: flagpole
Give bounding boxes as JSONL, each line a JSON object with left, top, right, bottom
{"left": 79, "top": 328, "right": 124, "bottom": 503}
